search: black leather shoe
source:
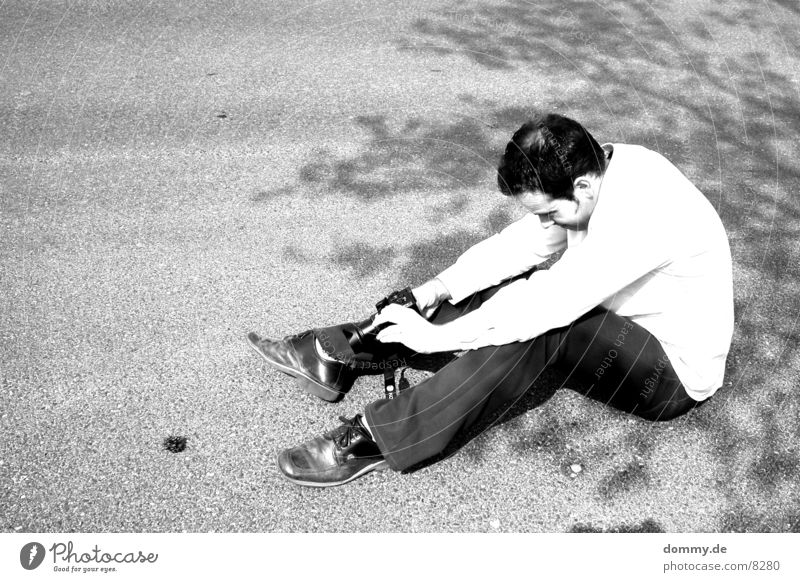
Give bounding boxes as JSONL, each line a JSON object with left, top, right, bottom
{"left": 277, "top": 415, "right": 388, "bottom": 487}
{"left": 247, "top": 330, "right": 356, "bottom": 402}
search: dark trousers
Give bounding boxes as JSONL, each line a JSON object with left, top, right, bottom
{"left": 347, "top": 276, "right": 701, "bottom": 472}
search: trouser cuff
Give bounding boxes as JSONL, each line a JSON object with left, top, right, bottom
{"left": 364, "top": 404, "right": 405, "bottom": 472}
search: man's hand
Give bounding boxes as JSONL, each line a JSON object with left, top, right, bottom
{"left": 411, "top": 278, "right": 451, "bottom": 319}
{"left": 374, "top": 304, "right": 456, "bottom": 353}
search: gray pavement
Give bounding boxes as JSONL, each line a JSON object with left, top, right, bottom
{"left": 1, "top": 0, "right": 799, "bottom": 532}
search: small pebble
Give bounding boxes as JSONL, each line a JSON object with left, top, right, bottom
{"left": 163, "top": 435, "right": 188, "bottom": 453}
{"left": 570, "top": 463, "right": 583, "bottom": 474}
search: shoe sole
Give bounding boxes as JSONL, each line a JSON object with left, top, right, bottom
{"left": 247, "top": 334, "right": 342, "bottom": 402}
{"left": 276, "top": 457, "right": 389, "bottom": 488}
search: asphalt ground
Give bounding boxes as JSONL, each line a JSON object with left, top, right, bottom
{"left": 1, "top": 0, "right": 799, "bottom": 532}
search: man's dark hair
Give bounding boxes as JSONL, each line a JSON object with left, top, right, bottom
{"left": 497, "top": 113, "right": 607, "bottom": 200}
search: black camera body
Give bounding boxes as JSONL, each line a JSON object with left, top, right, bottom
{"left": 348, "top": 287, "right": 419, "bottom": 350}
{"left": 375, "top": 287, "right": 418, "bottom": 314}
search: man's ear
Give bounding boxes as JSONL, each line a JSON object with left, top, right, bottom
{"left": 573, "top": 176, "right": 597, "bottom": 202}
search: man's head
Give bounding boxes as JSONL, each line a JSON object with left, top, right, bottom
{"left": 497, "top": 113, "right": 608, "bottom": 230}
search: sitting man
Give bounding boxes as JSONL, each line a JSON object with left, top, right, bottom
{"left": 247, "top": 113, "right": 734, "bottom": 487}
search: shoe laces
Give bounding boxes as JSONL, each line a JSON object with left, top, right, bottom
{"left": 330, "top": 415, "right": 369, "bottom": 448}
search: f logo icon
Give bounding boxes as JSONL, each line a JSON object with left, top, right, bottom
{"left": 20, "top": 542, "right": 46, "bottom": 570}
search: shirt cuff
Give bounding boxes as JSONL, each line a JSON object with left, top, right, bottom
{"left": 436, "top": 263, "right": 480, "bottom": 304}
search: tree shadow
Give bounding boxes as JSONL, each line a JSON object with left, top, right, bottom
{"left": 393, "top": 206, "right": 513, "bottom": 284}
{"left": 276, "top": 206, "right": 515, "bottom": 288}
{"left": 330, "top": 242, "right": 398, "bottom": 279}
{"left": 294, "top": 114, "right": 499, "bottom": 202}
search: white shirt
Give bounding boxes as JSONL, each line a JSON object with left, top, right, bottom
{"left": 436, "top": 144, "right": 734, "bottom": 400}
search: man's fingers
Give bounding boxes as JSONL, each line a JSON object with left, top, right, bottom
{"left": 372, "top": 310, "right": 394, "bottom": 328}
{"left": 374, "top": 304, "right": 429, "bottom": 346}
{"left": 376, "top": 324, "right": 400, "bottom": 344}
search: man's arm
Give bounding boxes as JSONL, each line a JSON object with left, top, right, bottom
{"left": 440, "top": 227, "right": 671, "bottom": 349}
{"left": 429, "top": 213, "right": 568, "bottom": 306}
{"left": 409, "top": 213, "right": 565, "bottom": 319}
{"left": 377, "top": 224, "right": 669, "bottom": 353}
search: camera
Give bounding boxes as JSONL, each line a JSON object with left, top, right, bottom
{"left": 348, "top": 287, "right": 420, "bottom": 350}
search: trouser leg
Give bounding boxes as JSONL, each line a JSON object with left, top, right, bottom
{"left": 561, "top": 309, "right": 698, "bottom": 422}
{"left": 365, "top": 307, "right": 699, "bottom": 472}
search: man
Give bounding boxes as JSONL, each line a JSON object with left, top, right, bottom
{"left": 248, "top": 113, "right": 734, "bottom": 487}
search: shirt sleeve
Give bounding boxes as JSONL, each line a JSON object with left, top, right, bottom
{"left": 442, "top": 222, "right": 671, "bottom": 348}
{"left": 436, "top": 213, "right": 568, "bottom": 303}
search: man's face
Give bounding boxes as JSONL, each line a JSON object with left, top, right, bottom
{"left": 517, "top": 189, "right": 593, "bottom": 231}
